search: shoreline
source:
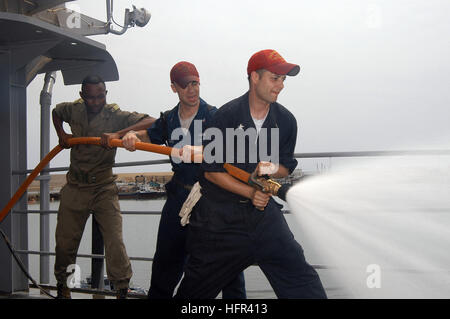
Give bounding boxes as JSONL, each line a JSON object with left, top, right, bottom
{"left": 27, "top": 172, "right": 173, "bottom": 202}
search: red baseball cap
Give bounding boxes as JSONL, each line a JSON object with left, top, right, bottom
{"left": 247, "top": 49, "right": 300, "bottom": 76}
{"left": 170, "top": 61, "right": 200, "bottom": 89}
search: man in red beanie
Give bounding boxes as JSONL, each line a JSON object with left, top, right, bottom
{"left": 175, "top": 50, "right": 327, "bottom": 299}
{"left": 121, "top": 61, "right": 246, "bottom": 299}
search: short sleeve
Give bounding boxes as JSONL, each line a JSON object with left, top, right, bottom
{"left": 113, "top": 108, "right": 149, "bottom": 130}
{"left": 53, "top": 102, "right": 73, "bottom": 122}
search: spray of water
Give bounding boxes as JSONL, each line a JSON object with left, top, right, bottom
{"left": 287, "top": 155, "right": 450, "bottom": 298}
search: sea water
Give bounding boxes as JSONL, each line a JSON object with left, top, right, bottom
{"left": 287, "top": 155, "right": 450, "bottom": 298}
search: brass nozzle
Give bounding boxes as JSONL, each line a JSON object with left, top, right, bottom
{"left": 260, "top": 178, "right": 282, "bottom": 196}
{"left": 249, "top": 172, "right": 282, "bottom": 196}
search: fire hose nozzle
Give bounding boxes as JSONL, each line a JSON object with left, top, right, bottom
{"left": 249, "top": 172, "right": 282, "bottom": 196}
{"left": 248, "top": 171, "right": 293, "bottom": 202}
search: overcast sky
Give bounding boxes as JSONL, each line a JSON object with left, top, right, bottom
{"left": 26, "top": 0, "right": 450, "bottom": 173}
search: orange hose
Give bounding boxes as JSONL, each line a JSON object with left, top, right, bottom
{"left": 0, "top": 145, "right": 63, "bottom": 223}
{"left": 68, "top": 138, "right": 255, "bottom": 184}
{"left": 70, "top": 138, "right": 251, "bottom": 182}
{"left": 68, "top": 137, "right": 175, "bottom": 157}
{"left": 0, "top": 137, "right": 177, "bottom": 224}
{"left": 223, "top": 163, "right": 251, "bottom": 184}
{"left": 0, "top": 137, "right": 253, "bottom": 224}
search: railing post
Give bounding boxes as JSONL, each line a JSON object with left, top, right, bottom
{"left": 91, "top": 217, "right": 105, "bottom": 298}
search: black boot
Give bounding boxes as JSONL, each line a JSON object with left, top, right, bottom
{"left": 56, "top": 283, "right": 72, "bottom": 299}
{"left": 116, "top": 288, "right": 128, "bottom": 299}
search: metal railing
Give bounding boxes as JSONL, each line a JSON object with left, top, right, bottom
{"left": 10, "top": 149, "right": 450, "bottom": 297}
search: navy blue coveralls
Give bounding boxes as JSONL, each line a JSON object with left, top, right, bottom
{"left": 147, "top": 99, "right": 246, "bottom": 299}
{"left": 175, "top": 92, "right": 327, "bottom": 299}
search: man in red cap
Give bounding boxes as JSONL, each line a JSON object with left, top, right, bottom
{"left": 120, "top": 61, "right": 246, "bottom": 299}
{"left": 175, "top": 50, "right": 327, "bottom": 298}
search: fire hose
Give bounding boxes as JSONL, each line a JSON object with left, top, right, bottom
{"left": 0, "top": 137, "right": 291, "bottom": 297}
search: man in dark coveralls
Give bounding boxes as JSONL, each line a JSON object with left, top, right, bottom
{"left": 52, "top": 75, "right": 155, "bottom": 299}
{"left": 174, "top": 50, "right": 327, "bottom": 299}
{"left": 121, "top": 62, "right": 246, "bottom": 298}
